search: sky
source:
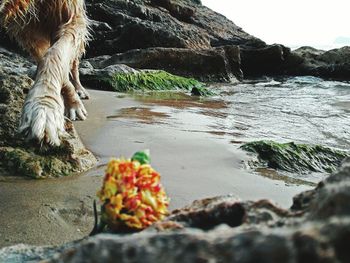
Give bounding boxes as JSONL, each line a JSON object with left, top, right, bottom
{"left": 201, "top": 0, "right": 350, "bottom": 49}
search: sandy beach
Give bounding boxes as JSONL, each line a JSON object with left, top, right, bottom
{"left": 0, "top": 89, "right": 312, "bottom": 248}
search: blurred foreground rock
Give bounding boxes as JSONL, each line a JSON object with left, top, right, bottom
{"left": 1, "top": 158, "right": 349, "bottom": 262}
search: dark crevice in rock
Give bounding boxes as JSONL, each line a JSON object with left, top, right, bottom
{"left": 170, "top": 202, "right": 246, "bottom": 230}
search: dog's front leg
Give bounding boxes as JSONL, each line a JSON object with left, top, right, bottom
{"left": 19, "top": 58, "right": 67, "bottom": 146}
{"left": 19, "top": 17, "right": 84, "bottom": 146}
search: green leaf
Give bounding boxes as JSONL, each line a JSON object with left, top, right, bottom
{"left": 132, "top": 150, "right": 151, "bottom": 165}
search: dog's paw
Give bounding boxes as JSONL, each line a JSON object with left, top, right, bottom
{"left": 64, "top": 92, "right": 88, "bottom": 121}
{"left": 19, "top": 96, "right": 66, "bottom": 146}
{"left": 76, "top": 86, "right": 90, "bottom": 100}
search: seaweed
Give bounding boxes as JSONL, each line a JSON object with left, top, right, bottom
{"left": 85, "top": 70, "right": 214, "bottom": 96}
{"left": 241, "top": 140, "right": 349, "bottom": 173}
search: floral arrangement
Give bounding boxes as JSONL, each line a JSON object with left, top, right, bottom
{"left": 97, "top": 151, "right": 169, "bottom": 231}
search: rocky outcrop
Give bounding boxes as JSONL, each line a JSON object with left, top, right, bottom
{"left": 286, "top": 46, "right": 350, "bottom": 80}
{"left": 84, "top": 0, "right": 350, "bottom": 81}
{"left": 87, "top": 0, "right": 258, "bottom": 81}
{"left": 85, "top": 0, "right": 265, "bottom": 57}
{"left": 2, "top": 158, "right": 349, "bottom": 262}
{"left": 82, "top": 0, "right": 262, "bottom": 81}
{"left": 0, "top": 49, "right": 97, "bottom": 178}
{"left": 83, "top": 0, "right": 350, "bottom": 80}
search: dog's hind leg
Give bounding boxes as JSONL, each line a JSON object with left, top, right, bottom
{"left": 62, "top": 80, "right": 87, "bottom": 121}
{"left": 71, "top": 58, "right": 90, "bottom": 99}
{"left": 19, "top": 14, "right": 87, "bottom": 146}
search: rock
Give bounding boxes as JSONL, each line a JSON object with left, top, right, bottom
{"left": 85, "top": 0, "right": 265, "bottom": 57}
{"left": 79, "top": 62, "right": 138, "bottom": 89}
{"left": 0, "top": 244, "right": 71, "bottom": 263}
{"left": 86, "top": 46, "right": 242, "bottom": 82}
{"left": 241, "top": 140, "right": 348, "bottom": 174}
{"left": 292, "top": 46, "right": 325, "bottom": 67}
{"left": 79, "top": 59, "right": 215, "bottom": 95}
{"left": 191, "top": 86, "right": 216, "bottom": 96}
{"left": 80, "top": 0, "right": 258, "bottom": 81}
{"left": 318, "top": 46, "right": 350, "bottom": 64}
{"left": 156, "top": 196, "right": 291, "bottom": 231}
{"left": 240, "top": 44, "right": 292, "bottom": 77}
{"left": 80, "top": 66, "right": 209, "bottom": 95}
{"left": 0, "top": 28, "right": 22, "bottom": 55}
{"left": 0, "top": 48, "right": 97, "bottom": 178}
{"left": 306, "top": 158, "right": 350, "bottom": 220}
{"left": 287, "top": 46, "right": 350, "bottom": 80}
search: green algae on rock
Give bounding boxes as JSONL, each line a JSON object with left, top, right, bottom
{"left": 111, "top": 71, "right": 203, "bottom": 92}
{"left": 241, "top": 140, "right": 349, "bottom": 173}
{"left": 83, "top": 69, "right": 214, "bottom": 96}
{"left": 0, "top": 147, "right": 73, "bottom": 179}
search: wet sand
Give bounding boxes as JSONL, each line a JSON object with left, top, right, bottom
{"left": 0, "top": 90, "right": 312, "bottom": 248}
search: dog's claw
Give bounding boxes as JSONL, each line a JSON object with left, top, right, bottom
{"left": 64, "top": 92, "right": 87, "bottom": 121}
{"left": 77, "top": 87, "right": 90, "bottom": 100}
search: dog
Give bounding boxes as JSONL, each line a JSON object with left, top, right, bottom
{"left": 0, "top": 0, "right": 90, "bottom": 146}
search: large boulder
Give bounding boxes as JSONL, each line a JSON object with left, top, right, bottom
{"left": 240, "top": 44, "right": 292, "bottom": 77}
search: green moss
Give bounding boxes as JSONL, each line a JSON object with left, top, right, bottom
{"left": 241, "top": 140, "right": 349, "bottom": 173}
{"left": 0, "top": 147, "right": 77, "bottom": 178}
{"left": 87, "top": 70, "right": 214, "bottom": 96}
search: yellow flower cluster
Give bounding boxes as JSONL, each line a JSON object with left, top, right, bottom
{"left": 97, "top": 156, "right": 169, "bottom": 230}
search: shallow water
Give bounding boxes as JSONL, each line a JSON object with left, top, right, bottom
{"left": 117, "top": 76, "right": 350, "bottom": 150}
{"left": 111, "top": 76, "right": 350, "bottom": 184}
{"left": 223, "top": 76, "right": 350, "bottom": 150}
